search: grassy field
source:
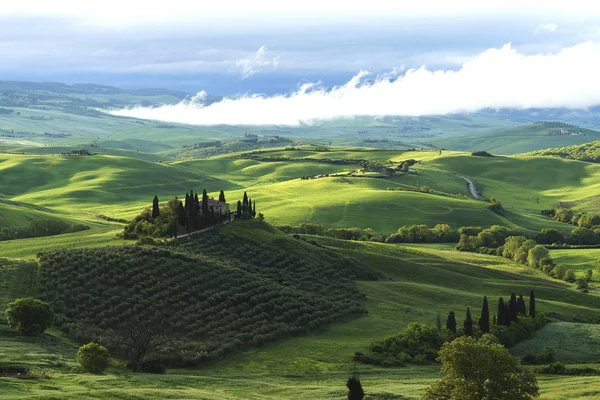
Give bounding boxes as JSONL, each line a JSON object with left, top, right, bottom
{"left": 435, "top": 124, "right": 600, "bottom": 155}
{"left": 3, "top": 223, "right": 600, "bottom": 398}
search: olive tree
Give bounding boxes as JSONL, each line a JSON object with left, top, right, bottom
{"left": 423, "top": 336, "right": 539, "bottom": 400}
{"left": 6, "top": 297, "right": 54, "bottom": 335}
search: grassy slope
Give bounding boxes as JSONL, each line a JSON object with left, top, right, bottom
{"left": 435, "top": 124, "right": 600, "bottom": 155}
{"left": 3, "top": 223, "right": 600, "bottom": 398}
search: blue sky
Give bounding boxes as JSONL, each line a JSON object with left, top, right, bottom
{"left": 2, "top": 1, "right": 600, "bottom": 95}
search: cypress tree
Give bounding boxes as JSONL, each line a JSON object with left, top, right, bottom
{"left": 492, "top": 314, "right": 497, "bottom": 325}
{"left": 194, "top": 192, "right": 200, "bottom": 218}
{"left": 346, "top": 376, "right": 364, "bottom": 400}
{"left": 509, "top": 293, "right": 518, "bottom": 323}
{"left": 219, "top": 189, "right": 226, "bottom": 203}
{"left": 446, "top": 311, "right": 457, "bottom": 334}
{"left": 478, "top": 296, "right": 490, "bottom": 333}
{"left": 517, "top": 295, "right": 527, "bottom": 315}
{"left": 529, "top": 290, "right": 536, "bottom": 318}
{"left": 243, "top": 191, "right": 249, "bottom": 212}
{"left": 253, "top": 200, "right": 256, "bottom": 217}
{"left": 247, "top": 197, "right": 253, "bottom": 217}
{"left": 152, "top": 196, "right": 160, "bottom": 219}
{"left": 463, "top": 307, "right": 473, "bottom": 336}
{"left": 177, "top": 200, "right": 186, "bottom": 226}
{"left": 184, "top": 193, "right": 190, "bottom": 216}
{"left": 202, "top": 189, "right": 209, "bottom": 224}
{"left": 236, "top": 200, "right": 242, "bottom": 219}
{"left": 497, "top": 297, "right": 506, "bottom": 326}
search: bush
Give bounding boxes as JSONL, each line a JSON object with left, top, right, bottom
{"left": 6, "top": 297, "right": 54, "bottom": 335}
{"left": 565, "top": 270, "right": 577, "bottom": 283}
{"left": 471, "top": 151, "right": 494, "bottom": 157}
{"left": 77, "top": 342, "right": 109, "bottom": 373}
{"left": 140, "top": 357, "right": 166, "bottom": 374}
{"left": 576, "top": 277, "right": 589, "bottom": 289}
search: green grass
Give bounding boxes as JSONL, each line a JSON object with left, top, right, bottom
{"left": 549, "top": 249, "right": 600, "bottom": 277}
{"left": 3, "top": 223, "right": 600, "bottom": 398}
{"left": 511, "top": 322, "right": 600, "bottom": 363}
{"left": 436, "top": 124, "right": 600, "bottom": 155}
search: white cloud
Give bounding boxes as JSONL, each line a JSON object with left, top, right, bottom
{"left": 105, "top": 41, "right": 600, "bottom": 125}
{"left": 535, "top": 23, "right": 558, "bottom": 35}
{"left": 235, "top": 46, "right": 279, "bottom": 79}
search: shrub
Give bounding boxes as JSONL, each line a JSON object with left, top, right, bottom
{"left": 576, "top": 277, "right": 589, "bottom": 289}
{"left": 565, "top": 270, "right": 577, "bottom": 283}
{"left": 77, "top": 342, "right": 109, "bottom": 373}
{"left": 6, "top": 297, "right": 54, "bottom": 335}
{"left": 140, "top": 357, "right": 166, "bottom": 374}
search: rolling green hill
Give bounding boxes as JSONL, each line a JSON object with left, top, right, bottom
{"left": 525, "top": 140, "right": 600, "bottom": 163}
{"left": 3, "top": 221, "right": 600, "bottom": 398}
{"left": 435, "top": 124, "right": 600, "bottom": 155}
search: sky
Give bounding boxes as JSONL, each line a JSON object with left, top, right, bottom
{"left": 4, "top": 1, "right": 600, "bottom": 124}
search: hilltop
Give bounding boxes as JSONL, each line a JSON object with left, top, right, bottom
{"left": 435, "top": 123, "right": 600, "bottom": 155}
{"left": 525, "top": 140, "right": 600, "bottom": 163}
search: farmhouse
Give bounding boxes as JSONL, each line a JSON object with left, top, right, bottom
{"left": 200, "top": 198, "right": 230, "bottom": 216}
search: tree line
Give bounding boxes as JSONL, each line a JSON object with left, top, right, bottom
{"left": 124, "top": 190, "right": 259, "bottom": 239}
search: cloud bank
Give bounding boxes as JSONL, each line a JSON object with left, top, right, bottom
{"left": 106, "top": 42, "right": 600, "bottom": 126}
{"left": 236, "top": 46, "right": 279, "bottom": 79}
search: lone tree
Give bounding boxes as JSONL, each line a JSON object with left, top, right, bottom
{"left": 118, "top": 316, "right": 172, "bottom": 372}
{"left": 6, "top": 297, "right": 54, "bottom": 336}
{"left": 446, "top": 311, "right": 457, "bottom": 334}
{"left": 463, "top": 307, "right": 473, "bottom": 336}
{"left": 218, "top": 189, "right": 226, "bottom": 203}
{"left": 77, "top": 342, "right": 109, "bottom": 373}
{"left": 346, "top": 375, "right": 365, "bottom": 400}
{"left": 423, "top": 336, "right": 539, "bottom": 400}
{"left": 529, "top": 290, "right": 536, "bottom": 318}
{"left": 478, "top": 296, "right": 490, "bottom": 333}
{"left": 152, "top": 196, "right": 160, "bottom": 219}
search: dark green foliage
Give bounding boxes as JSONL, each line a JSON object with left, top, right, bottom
{"left": 497, "top": 297, "right": 507, "bottom": 326}
{"left": 446, "top": 311, "right": 457, "bottom": 334}
{"left": 77, "top": 342, "right": 109, "bottom": 373}
{"left": 538, "top": 228, "right": 564, "bottom": 244}
{"left": 471, "top": 150, "right": 494, "bottom": 157}
{"left": 152, "top": 196, "right": 160, "bottom": 219}
{"left": 386, "top": 224, "right": 459, "bottom": 243}
{"left": 0, "top": 218, "right": 89, "bottom": 241}
{"left": 39, "top": 224, "right": 375, "bottom": 367}
{"left": 346, "top": 376, "right": 364, "bottom": 400}
{"left": 517, "top": 295, "right": 527, "bottom": 315}
{"left": 487, "top": 198, "right": 505, "bottom": 215}
{"left": 6, "top": 297, "right": 54, "bottom": 335}
{"left": 478, "top": 296, "right": 490, "bottom": 333}
{"left": 522, "top": 346, "right": 556, "bottom": 365}
{"left": 463, "top": 308, "right": 473, "bottom": 336}
{"left": 538, "top": 362, "right": 600, "bottom": 375}
{"left": 490, "top": 315, "right": 548, "bottom": 347}
{"left": 354, "top": 323, "right": 454, "bottom": 367}
{"left": 177, "top": 200, "right": 186, "bottom": 226}
{"left": 242, "top": 191, "right": 249, "bottom": 213}
{"left": 218, "top": 189, "right": 226, "bottom": 203}
{"left": 236, "top": 200, "right": 242, "bottom": 219}
{"left": 508, "top": 293, "right": 518, "bottom": 323}
{"left": 139, "top": 357, "right": 166, "bottom": 374}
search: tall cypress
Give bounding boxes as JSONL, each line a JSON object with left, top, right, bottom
{"left": 492, "top": 314, "right": 497, "bottom": 325}
{"left": 177, "top": 200, "right": 186, "bottom": 226}
{"left": 463, "top": 307, "right": 473, "bottom": 336}
{"left": 497, "top": 297, "right": 506, "bottom": 326}
{"left": 517, "top": 295, "right": 527, "bottom": 315}
{"left": 509, "top": 293, "right": 518, "bottom": 323}
{"left": 236, "top": 200, "right": 242, "bottom": 219}
{"left": 478, "top": 296, "right": 490, "bottom": 333}
{"left": 446, "top": 311, "right": 457, "bottom": 334}
{"left": 219, "top": 189, "right": 226, "bottom": 203}
{"left": 247, "top": 197, "right": 252, "bottom": 216}
{"left": 152, "top": 196, "right": 160, "bottom": 219}
{"left": 202, "top": 189, "right": 209, "bottom": 224}
{"left": 194, "top": 192, "right": 200, "bottom": 217}
{"left": 243, "top": 191, "right": 249, "bottom": 212}
{"left": 529, "top": 290, "right": 536, "bottom": 318}
{"left": 253, "top": 200, "right": 256, "bottom": 217}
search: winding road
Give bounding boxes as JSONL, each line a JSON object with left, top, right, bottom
{"left": 460, "top": 176, "right": 483, "bottom": 200}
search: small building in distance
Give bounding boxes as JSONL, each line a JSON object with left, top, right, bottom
{"left": 199, "top": 198, "right": 230, "bottom": 216}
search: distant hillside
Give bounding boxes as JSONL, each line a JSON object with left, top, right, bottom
{"left": 435, "top": 124, "right": 600, "bottom": 155}
{"left": 525, "top": 140, "right": 600, "bottom": 163}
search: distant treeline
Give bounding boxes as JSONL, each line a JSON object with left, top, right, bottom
{"left": 0, "top": 218, "right": 89, "bottom": 241}
{"left": 535, "top": 121, "right": 579, "bottom": 129}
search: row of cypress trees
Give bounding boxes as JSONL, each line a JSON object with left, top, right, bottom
{"left": 445, "top": 290, "right": 536, "bottom": 335}
{"left": 151, "top": 189, "right": 257, "bottom": 235}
